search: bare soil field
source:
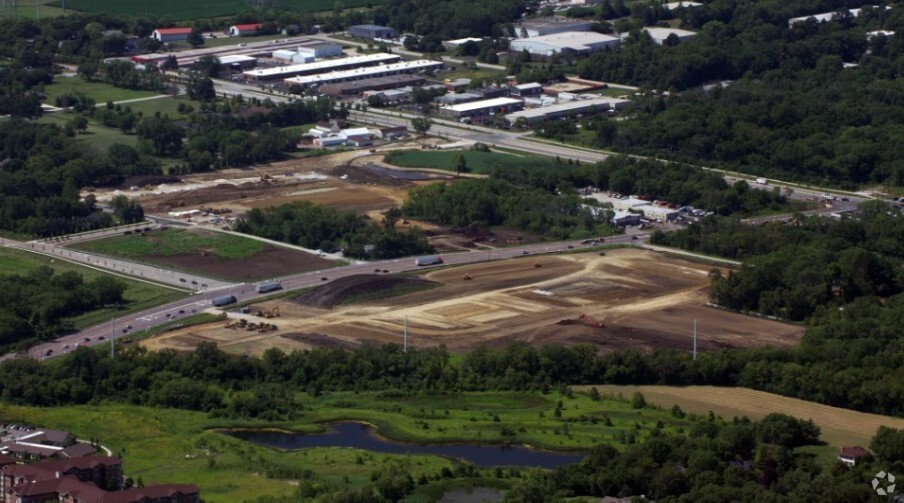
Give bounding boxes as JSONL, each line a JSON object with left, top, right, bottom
{"left": 146, "top": 245, "right": 335, "bottom": 283}
{"left": 585, "top": 385, "right": 904, "bottom": 450}
{"left": 143, "top": 248, "right": 804, "bottom": 356}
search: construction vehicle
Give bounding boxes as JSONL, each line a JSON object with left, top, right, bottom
{"left": 578, "top": 313, "right": 605, "bottom": 328}
{"left": 265, "top": 306, "right": 279, "bottom": 318}
{"left": 463, "top": 274, "right": 472, "bottom": 280}
{"left": 534, "top": 262, "right": 542, "bottom": 268}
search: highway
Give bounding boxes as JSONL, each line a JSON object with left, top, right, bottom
{"left": 22, "top": 233, "right": 646, "bottom": 362}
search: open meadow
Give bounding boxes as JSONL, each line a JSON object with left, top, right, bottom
{"left": 143, "top": 248, "right": 804, "bottom": 356}
{"left": 43, "top": 76, "right": 161, "bottom": 105}
{"left": 49, "top": 0, "right": 373, "bottom": 20}
{"left": 587, "top": 385, "right": 904, "bottom": 462}
{"left": 0, "top": 390, "right": 691, "bottom": 502}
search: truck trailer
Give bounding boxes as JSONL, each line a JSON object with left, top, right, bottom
{"left": 212, "top": 295, "right": 238, "bottom": 307}
{"left": 255, "top": 281, "right": 283, "bottom": 294}
{"left": 415, "top": 255, "right": 443, "bottom": 266}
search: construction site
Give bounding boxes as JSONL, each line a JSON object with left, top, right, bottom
{"left": 142, "top": 248, "right": 805, "bottom": 356}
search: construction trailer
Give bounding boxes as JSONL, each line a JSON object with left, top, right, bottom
{"left": 415, "top": 255, "right": 443, "bottom": 266}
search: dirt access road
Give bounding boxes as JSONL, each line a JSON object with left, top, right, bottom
{"left": 143, "top": 248, "right": 804, "bottom": 356}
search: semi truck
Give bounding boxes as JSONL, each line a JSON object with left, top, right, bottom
{"left": 415, "top": 255, "right": 443, "bottom": 266}
{"left": 212, "top": 295, "right": 238, "bottom": 307}
{"left": 255, "top": 281, "right": 283, "bottom": 294}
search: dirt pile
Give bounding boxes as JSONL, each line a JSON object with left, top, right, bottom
{"left": 292, "top": 274, "right": 440, "bottom": 309}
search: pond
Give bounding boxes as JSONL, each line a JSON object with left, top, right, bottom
{"left": 223, "top": 422, "right": 585, "bottom": 469}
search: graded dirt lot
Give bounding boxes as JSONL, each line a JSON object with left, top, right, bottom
{"left": 144, "top": 244, "right": 335, "bottom": 283}
{"left": 585, "top": 385, "right": 904, "bottom": 450}
{"left": 143, "top": 248, "right": 804, "bottom": 356}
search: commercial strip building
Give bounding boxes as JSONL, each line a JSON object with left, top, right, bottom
{"left": 284, "top": 60, "right": 442, "bottom": 88}
{"left": 504, "top": 97, "right": 632, "bottom": 125}
{"left": 510, "top": 31, "right": 621, "bottom": 56}
{"left": 318, "top": 74, "right": 426, "bottom": 97}
{"left": 348, "top": 24, "right": 398, "bottom": 39}
{"left": 514, "top": 17, "right": 595, "bottom": 38}
{"left": 243, "top": 53, "right": 401, "bottom": 81}
{"left": 0, "top": 456, "right": 200, "bottom": 503}
{"left": 439, "top": 97, "right": 524, "bottom": 119}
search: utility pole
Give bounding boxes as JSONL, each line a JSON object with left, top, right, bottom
{"left": 403, "top": 315, "right": 408, "bottom": 353}
{"left": 692, "top": 319, "right": 697, "bottom": 361}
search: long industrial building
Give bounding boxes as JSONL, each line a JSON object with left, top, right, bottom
{"left": 284, "top": 60, "right": 442, "bottom": 88}
{"left": 439, "top": 97, "right": 524, "bottom": 119}
{"left": 504, "top": 97, "right": 632, "bottom": 125}
{"left": 319, "top": 74, "right": 426, "bottom": 96}
{"left": 243, "top": 53, "right": 401, "bottom": 81}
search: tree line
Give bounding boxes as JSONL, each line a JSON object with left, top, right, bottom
{"left": 235, "top": 201, "right": 433, "bottom": 259}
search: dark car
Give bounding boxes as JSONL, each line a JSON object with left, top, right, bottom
{"left": 178, "top": 309, "right": 185, "bottom": 314}
{"left": 567, "top": 245, "right": 574, "bottom": 249}
{"left": 179, "top": 278, "right": 187, "bottom": 283}
{"left": 522, "top": 250, "right": 529, "bottom": 255}
{"left": 321, "top": 277, "right": 328, "bottom": 281}
{"left": 98, "top": 336, "right": 105, "bottom": 340}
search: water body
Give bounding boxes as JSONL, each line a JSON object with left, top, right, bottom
{"left": 359, "top": 163, "right": 452, "bottom": 181}
{"left": 224, "top": 422, "right": 585, "bottom": 469}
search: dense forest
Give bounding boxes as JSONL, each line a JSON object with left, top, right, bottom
{"left": 0, "top": 267, "right": 126, "bottom": 352}
{"left": 235, "top": 201, "right": 433, "bottom": 259}
{"left": 573, "top": 0, "right": 904, "bottom": 186}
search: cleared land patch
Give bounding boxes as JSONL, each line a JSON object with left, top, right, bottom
{"left": 69, "top": 228, "right": 335, "bottom": 282}
{"left": 143, "top": 248, "right": 804, "bottom": 356}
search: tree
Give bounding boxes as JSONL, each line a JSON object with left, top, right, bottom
{"left": 110, "top": 195, "right": 144, "bottom": 224}
{"left": 187, "top": 28, "right": 204, "bottom": 47}
{"left": 69, "top": 115, "right": 89, "bottom": 134}
{"left": 188, "top": 77, "right": 216, "bottom": 101}
{"left": 453, "top": 153, "right": 468, "bottom": 176}
{"left": 631, "top": 392, "right": 646, "bottom": 409}
{"left": 136, "top": 116, "right": 184, "bottom": 156}
{"left": 410, "top": 117, "right": 433, "bottom": 137}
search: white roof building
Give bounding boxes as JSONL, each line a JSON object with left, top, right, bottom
{"left": 633, "top": 27, "right": 697, "bottom": 45}
{"left": 664, "top": 1, "right": 702, "bottom": 9}
{"left": 867, "top": 30, "right": 895, "bottom": 39}
{"left": 515, "top": 17, "right": 596, "bottom": 38}
{"left": 243, "top": 53, "right": 401, "bottom": 80}
{"left": 216, "top": 55, "right": 257, "bottom": 65}
{"left": 505, "top": 97, "right": 631, "bottom": 125}
{"left": 787, "top": 7, "right": 886, "bottom": 27}
{"left": 442, "top": 37, "right": 484, "bottom": 50}
{"left": 510, "top": 31, "right": 621, "bottom": 56}
{"left": 283, "top": 60, "right": 442, "bottom": 87}
{"left": 439, "top": 97, "right": 524, "bottom": 118}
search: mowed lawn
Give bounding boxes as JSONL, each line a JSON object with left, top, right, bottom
{"left": 51, "top": 0, "right": 373, "bottom": 20}
{"left": 587, "top": 385, "right": 904, "bottom": 456}
{"left": 43, "top": 76, "right": 160, "bottom": 105}
{"left": 0, "top": 247, "right": 184, "bottom": 330}
{"left": 71, "top": 228, "right": 265, "bottom": 261}
{"left": 39, "top": 112, "right": 140, "bottom": 152}
{"left": 384, "top": 150, "right": 559, "bottom": 174}
{"left": 0, "top": 390, "right": 692, "bottom": 501}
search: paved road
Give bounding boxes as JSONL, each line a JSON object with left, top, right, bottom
{"left": 22, "top": 233, "right": 645, "bottom": 362}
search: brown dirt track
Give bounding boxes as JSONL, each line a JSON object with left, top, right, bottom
{"left": 143, "top": 248, "right": 805, "bottom": 356}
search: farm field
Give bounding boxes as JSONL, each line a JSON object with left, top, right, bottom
{"left": 384, "top": 150, "right": 559, "bottom": 174}
{"left": 0, "top": 247, "right": 184, "bottom": 330}
{"left": 587, "top": 385, "right": 904, "bottom": 461}
{"left": 0, "top": 0, "right": 64, "bottom": 19}
{"left": 49, "top": 0, "right": 373, "bottom": 20}
{"left": 69, "top": 228, "right": 336, "bottom": 282}
{"left": 43, "top": 76, "right": 160, "bottom": 105}
{"left": 0, "top": 390, "right": 694, "bottom": 502}
{"left": 143, "top": 248, "right": 804, "bottom": 356}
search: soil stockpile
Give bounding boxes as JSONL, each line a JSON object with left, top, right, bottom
{"left": 292, "top": 274, "right": 440, "bottom": 309}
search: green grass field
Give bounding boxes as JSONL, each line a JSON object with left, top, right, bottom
{"left": 0, "top": 390, "right": 690, "bottom": 502}
{"left": 0, "top": 247, "right": 184, "bottom": 330}
{"left": 384, "top": 150, "right": 560, "bottom": 174}
{"left": 115, "top": 95, "right": 192, "bottom": 118}
{"left": 44, "top": 77, "right": 160, "bottom": 105}
{"left": 71, "top": 228, "right": 265, "bottom": 261}
{"left": 39, "top": 112, "right": 141, "bottom": 152}
{"left": 0, "top": 0, "right": 64, "bottom": 19}
{"left": 49, "top": 0, "right": 373, "bottom": 20}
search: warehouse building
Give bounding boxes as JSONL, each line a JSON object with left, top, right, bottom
{"left": 504, "top": 97, "right": 631, "bottom": 125}
{"left": 296, "top": 42, "right": 344, "bottom": 58}
{"left": 318, "top": 74, "right": 426, "bottom": 96}
{"left": 787, "top": 7, "right": 874, "bottom": 27}
{"left": 243, "top": 53, "right": 401, "bottom": 81}
{"left": 664, "top": 1, "right": 702, "bottom": 9}
{"left": 284, "top": 60, "right": 442, "bottom": 88}
{"left": 215, "top": 55, "right": 257, "bottom": 71}
{"left": 435, "top": 92, "right": 483, "bottom": 106}
{"left": 514, "top": 17, "right": 595, "bottom": 38}
{"left": 636, "top": 27, "right": 697, "bottom": 45}
{"left": 511, "top": 82, "right": 543, "bottom": 97}
{"left": 442, "top": 37, "right": 483, "bottom": 51}
{"left": 349, "top": 24, "right": 398, "bottom": 39}
{"left": 272, "top": 49, "right": 314, "bottom": 64}
{"left": 228, "top": 23, "right": 263, "bottom": 37}
{"left": 510, "top": 31, "right": 621, "bottom": 56}
{"left": 151, "top": 27, "right": 192, "bottom": 43}
{"left": 439, "top": 97, "right": 524, "bottom": 120}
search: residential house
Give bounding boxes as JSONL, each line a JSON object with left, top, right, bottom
{"left": 837, "top": 446, "right": 871, "bottom": 466}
